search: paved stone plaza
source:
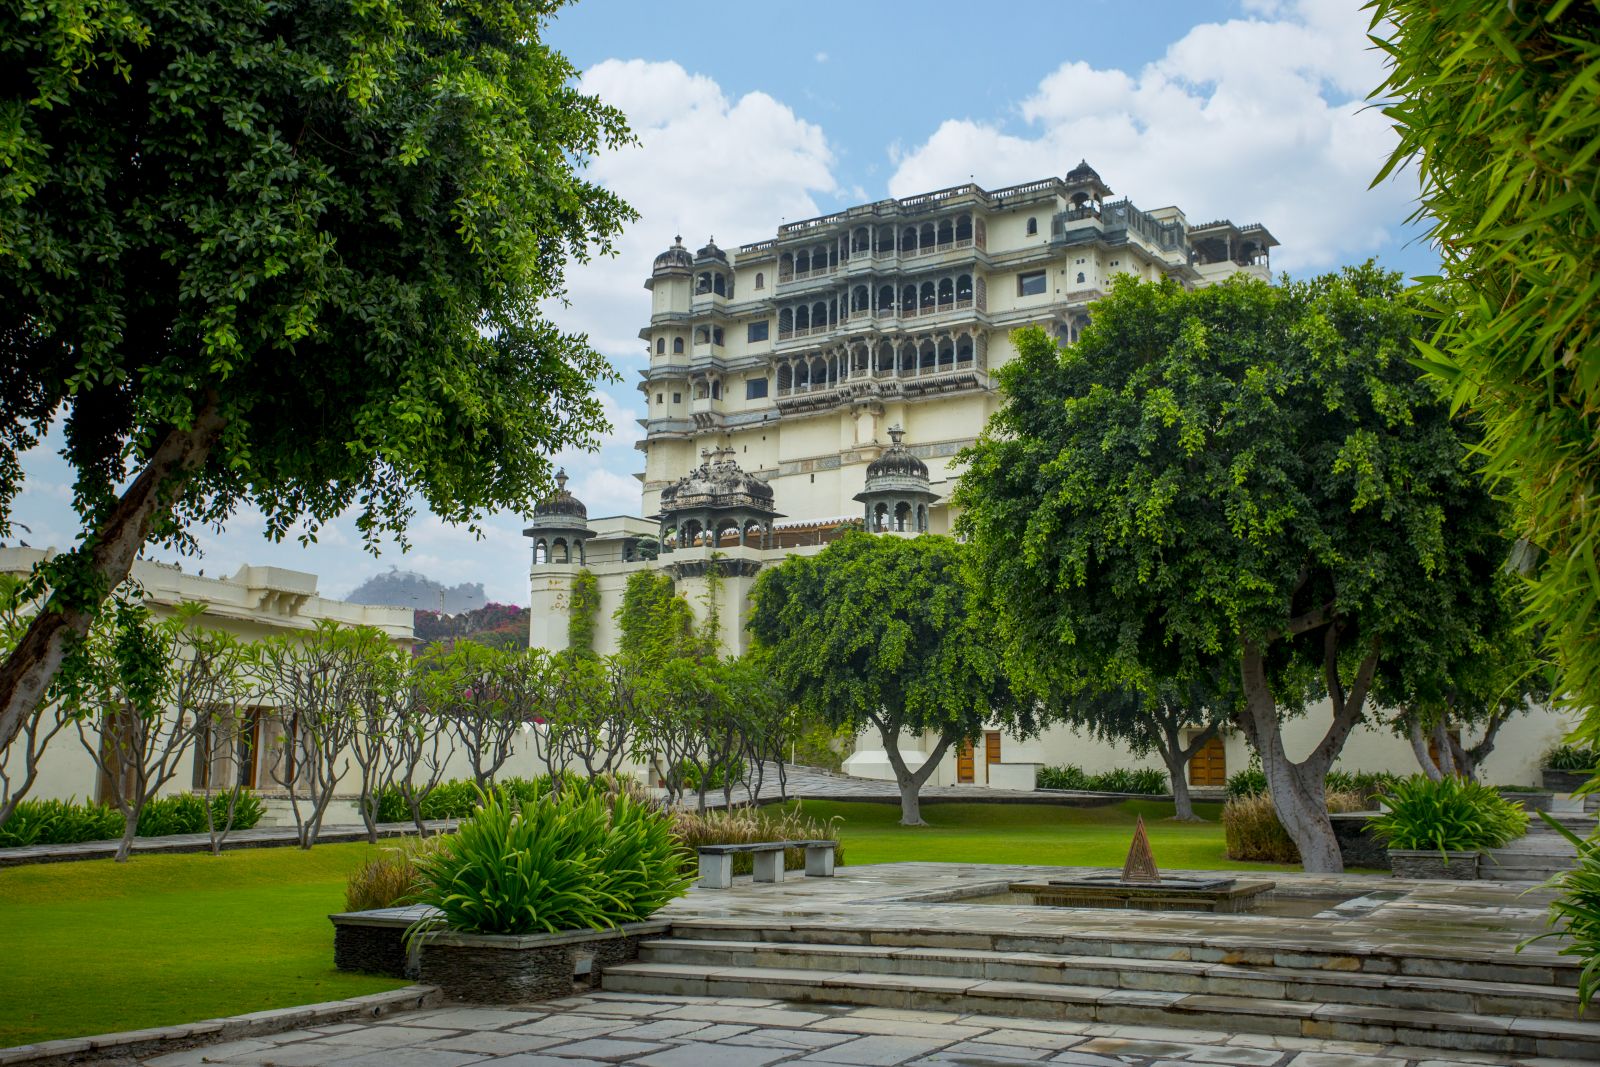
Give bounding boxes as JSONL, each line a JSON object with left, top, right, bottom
{"left": 133, "top": 990, "right": 1589, "bottom": 1067}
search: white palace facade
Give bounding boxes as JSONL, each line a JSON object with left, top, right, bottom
{"left": 526, "top": 165, "right": 1575, "bottom": 791}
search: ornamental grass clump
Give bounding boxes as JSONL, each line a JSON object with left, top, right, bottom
{"left": 409, "top": 785, "right": 689, "bottom": 939}
{"left": 1370, "top": 775, "right": 1529, "bottom": 854}
{"left": 345, "top": 834, "right": 451, "bottom": 912}
{"left": 1222, "top": 791, "right": 1366, "bottom": 864}
{"left": 670, "top": 803, "right": 843, "bottom": 875}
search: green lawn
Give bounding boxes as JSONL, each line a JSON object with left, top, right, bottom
{"left": 0, "top": 798, "right": 1286, "bottom": 1048}
{"left": 790, "top": 797, "right": 1298, "bottom": 872}
{"left": 0, "top": 843, "right": 406, "bottom": 1047}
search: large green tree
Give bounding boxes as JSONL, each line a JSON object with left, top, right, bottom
{"left": 748, "top": 531, "right": 1029, "bottom": 826}
{"left": 955, "top": 267, "right": 1505, "bottom": 871}
{"left": 1368, "top": 0, "right": 1600, "bottom": 733}
{"left": 0, "top": 0, "right": 632, "bottom": 756}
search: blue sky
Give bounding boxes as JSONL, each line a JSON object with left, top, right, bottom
{"left": 10, "top": 0, "right": 1432, "bottom": 606}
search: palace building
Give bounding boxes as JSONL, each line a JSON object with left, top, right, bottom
{"left": 526, "top": 166, "right": 1573, "bottom": 789}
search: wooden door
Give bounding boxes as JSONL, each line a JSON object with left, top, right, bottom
{"left": 984, "top": 731, "right": 1002, "bottom": 783}
{"left": 1188, "top": 735, "right": 1227, "bottom": 786}
{"left": 956, "top": 740, "right": 975, "bottom": 784}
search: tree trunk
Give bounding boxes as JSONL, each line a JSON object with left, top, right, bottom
{"left": 1162, "top": 746, "right": 1199, "bottom": 821}
{"left": 1158, "top": 717, "right": 1215, "bottom": 822}
{"left": 1431, "top": 720, "right": 1457, "bottom": 777}
{"left": 1405, "top": 715, "right": 1444, "bottom": 781}
{"left": 875, "top": 716, "right": 955, "bottom": 827}
{"left": 0, "top": 403, "right": 225, "bottom": 758}
{"left": 1239, "top": 636, "right": 1376, "bottom": 874}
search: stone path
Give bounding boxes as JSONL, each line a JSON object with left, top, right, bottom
{"left": 136, "top": 991, "right": 1590, "bottom": 1067}
{"left": 707, "top": 763, "right": 1216, "bottom": 808}
{"left": 0, "top": 819, "right": 458, "bottom": 868}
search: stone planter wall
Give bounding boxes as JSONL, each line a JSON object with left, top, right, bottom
{"left": 1542, "top": 767, "right": 1594, "bottom": 793}
{"left": 417, "top": 921, "right": 669, "bottom": 1003}
{"left": 1390, "top": 849, "right": 1480, "bottom": 880}
{"left": 331, "top": 908, "right": 669, "bottom": 1000}
{"left": 1328, "top": 811, "right": 1388, "bottom": 870}
{"left": 1499, "top": 790, "right": 1554, "bottom": 813}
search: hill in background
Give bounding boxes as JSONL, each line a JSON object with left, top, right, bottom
{"left": 345, "top": 568, "right": 489, "bottom": 614}
{"left": 413, "top": 603, "right": 530, "bottom": 650}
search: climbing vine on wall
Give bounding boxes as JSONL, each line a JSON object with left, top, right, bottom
{"left": 566, "top": 570, "right": 600, "bottom": 655}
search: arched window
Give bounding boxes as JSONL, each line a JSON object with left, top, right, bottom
{"left": 938, "top": 278, "right": 954, "bottom": 307}
{"left": 894, "top": 502, "right": 911, "bottom": 532}
{"left": 777, "top": 363, "right": 793, "bottom": 390}
{"left": 1026, "top": 216, "right": 1038, "bottom": 236}
{"left": 711, "top": 380, "right": 721, "bottom": 399}
{"left": 937, "top": 219, "right": 953, "bottom": 245}
{"left": 955, "top": 214, "right": 973, "bottom": 242}
{"left": 901, "top": 284, "right": 916, "bottom": 312}
{"left": 713, "top": 274, "right": 726, "bottom": 296}
{"left": 874, "top": 503, "right": 889, "bottom": 531}
{"left": 920, "top": 282, "right": 935, "bottom": 310}
{"left": 656, "top": 338, "right": 664, "bottom": 354}
{"left": 712, "top": 326, "right": 724, "bottom": 346}
{"left": 796, "top": 305, "right": 810, "bottom": 329}
{"left": 755, "top": 271, "right": 765, "bottom": 290}
{"left": 878, "top": 285, "right": 895, "bottom": 311}
{"left": 534, "top": 540, "right": 548, "bottom": 565}
{"left": 553, "top": 538, "right": 569, "bottom": 564}
{"left": 779, "top": 308, "right": 794, "bottom": 333}
{"left": 696, "top": 272, "right": 711, "bottom": 294}
{"left": 695, "top": 326, "right": 709, "bottom": 344}
{"left": 673, "top": 337, "right": 684, "bottom": 354}
{"left": 1076, "top": 272, "right": 1086, "bottom": 284}
{"left": 796, "top": 250, "right": 811, "bottom": 274}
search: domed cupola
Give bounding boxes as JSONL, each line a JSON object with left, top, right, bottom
{"left": 655, "top": 447, "right": 782, "bottom": 551}
{"left": 1064, "top": 159, "right": 1112, "bottom": 208}
{"left": 652, "top": 235, "right": 694, "bottom": 276}
{"left": 523, "top": 469, "right": 593, "bottom": 566}
{"left": 694, "top": 236, "right": 728, "bottom": 265}
{"left": 855, "top": 426, "right": 939, "bottom": 534}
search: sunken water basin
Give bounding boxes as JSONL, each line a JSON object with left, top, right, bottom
{"left": 1004, "top": 875, "right": 1275, "bottom": 914}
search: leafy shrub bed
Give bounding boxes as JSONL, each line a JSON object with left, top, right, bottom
{"left": 1546, "top": 744, "right": 1599, "bottom": 772}
{"left": 1370, "top": 775, "right": 1529, "bottom": 852}
{"left": 1222, "top": 791, "right": 1367, "bottom": 863}
{"left": 374, "top": 775, "right": 575, "bottom": 823}
{"left": 1035, "top": 765, "right": 1167, "bottom": 794}
{"left": 409, "top": 785, "right": 690, "bottom": 936}
{"left": 670, "top": 803, "right": 843, "bottom": 875}
{"left": 1226, "top": 768, "right": 1397, "bottom": 805}
{"left": 0, "top": 792, "right": 263, "bottom": 847}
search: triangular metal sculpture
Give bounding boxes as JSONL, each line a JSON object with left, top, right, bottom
{"left": 1121, "top": 815, "right": 1161, "bottom": 884}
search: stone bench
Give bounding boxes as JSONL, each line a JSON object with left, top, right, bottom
{"left": 696, "top": 839, "right": 837, "bottom": 889}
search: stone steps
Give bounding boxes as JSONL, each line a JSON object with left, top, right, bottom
{"left": 662, "top": 918, "right": 1578, "bottom": 989}
{"left": 603, "top": 952, "right": 1600, "bottom": 1059}
{"left": 635, "top": 937, "right": 1580, "bottom": 1020}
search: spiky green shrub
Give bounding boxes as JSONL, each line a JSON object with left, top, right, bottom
{"left": 409, "top": 786, "right": 690, "bottom": 938}
{"left": 1370, "top": 775, "right": 1529, "bottom": 853}
{"left": 135, "top": 791, "right": 264, "bottom": 836}
{"left": 1036, "top": 764, "right": 1166, "bottom": 794}
{"left": 1546, "top": 744, "right": 1599, "bottom": 772}
{"left": 1524, "top": 814, "right": 1600, "bottom": 1011}
{"left": 1225, "top": 769, "right": 1268, "bottom": 799}
{"left": 0, "top": 798, "right": 122, "bottom": 847}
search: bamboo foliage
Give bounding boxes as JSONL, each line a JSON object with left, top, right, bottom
{"left": 1368, "top": 0, "right": 1600, "bottom": 733}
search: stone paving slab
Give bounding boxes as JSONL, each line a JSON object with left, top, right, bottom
{"left": 125, "top": 992, "right": 1583, "bottom": 1067}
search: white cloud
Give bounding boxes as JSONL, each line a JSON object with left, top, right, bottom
{"left": 552, "top": 60, "right": 839, "bottom": 360}
{"left": 814, "top": 51, "right": 829, "bottom": 64}
{"left": 887, "top": 0, "right": 1405, "bottom": 271}
{"left": 11, "top": 62, "right": 838, "bottom": 610}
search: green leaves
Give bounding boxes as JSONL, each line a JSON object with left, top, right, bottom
{"left": 1367, "top": 0, "right": 1600, "bottom": 732}
{"left": 954, "top": 268, "right": 1503, "bottom": 717}
{"left": 1369, "top": 774, "right": 1530, "bottom": 852}
{"left": 747, "top": 532, "right": 1027, "bottom": 746}
{"left": 0, "top": 0, "right": 631, "bottom": 573}
{"left": 407, "top": 783, "right": 690, "bottom": 938}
